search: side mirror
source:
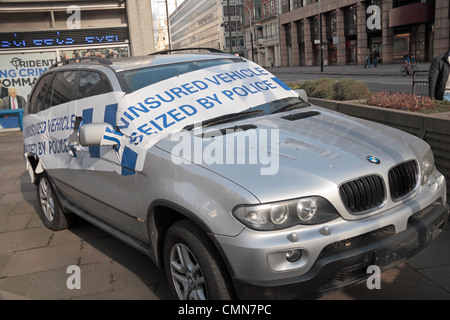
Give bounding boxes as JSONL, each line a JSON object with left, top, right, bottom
{"left": 79, "top": 122, "right": 115, "bottom": 146}
{"left": 294, "top": 89, "right": 308, "bottom": 102}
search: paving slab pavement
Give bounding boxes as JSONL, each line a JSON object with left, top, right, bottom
{"left": 0, "top": 131, "right": 171, "bottom": 300}
{"left": 0, "top": 130, "right": 449, "bottom": 301}
{"left": 269, "top": 62, "right": 431, "bottom": 77}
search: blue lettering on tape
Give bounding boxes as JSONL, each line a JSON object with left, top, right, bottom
{"left": 271, "top": 77, "right": 291, "bottom": 91}
{"left": 104, "top": 103, "right": 118, "bottom": 127}
{"left": 121, "top": 147, "right": 138, "bottom": 176}
{"left": 103, "top": 126, "right": 122, "bottom": 151}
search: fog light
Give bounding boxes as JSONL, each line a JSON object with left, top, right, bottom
{"left": 268, "top": 249, "right": 309, "bottom": 271}
{"left": 285, "top": 249, "right": 302, "bottom": 262}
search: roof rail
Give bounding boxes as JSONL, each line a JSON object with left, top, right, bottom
{"left": 149, "top": 48, "right": 226, "bottom": 55}
{"left": 51, "top": 57, "right": 113, "bottom": 68}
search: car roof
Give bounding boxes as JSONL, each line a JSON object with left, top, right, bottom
{"left": 51, "top": 51, "right": 243, "bottom": 73}
{"left": 111, "top": 52, "right": 241, "bottom": 72}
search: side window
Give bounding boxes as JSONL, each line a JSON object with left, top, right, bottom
{"left": 29, "top": 73, "right": 53, "bottom": 114}
{"left": 77, "top": 70, "right": 112, "bottom": 99}
{"left": 48, "top": 71, "right": 77, "bottom": 108}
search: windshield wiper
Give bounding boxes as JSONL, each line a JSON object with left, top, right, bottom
{"left": 183, "top": 110, "right": 264, "bottom": 131}
{"left": 271, "top": 102, "right": 308, "bottom": 114}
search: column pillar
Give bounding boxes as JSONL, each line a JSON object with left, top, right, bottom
{"left": 382, "top": 0, "right": 394, "bottom": 64}
{"left": 433, "top": 0, "right": 450, "bottom": 58}
{"left": 357, "top": 2, "right": 368, "bottom": 65}
{"left": 336, "top": 8, "right": 346, "bottom": 65}
{"left": 291, "top": 22, "right": 300, "bottom": 66}
{"left": 126, "top": 0, "right": 155, "bottom": 56}
{"left": 320, "top": 13, "right": 329, "bottom": 66}
{"left": 280, "top": 23, "right": 289, "bottom": 67}
{"left": 304, "top": 18, "right": 313, "bottom": 66}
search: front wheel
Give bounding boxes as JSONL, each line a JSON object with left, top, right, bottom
{"left": 36, "top": 173, "right": 74, "bottom": 231}
{"left": 410, "top": 65, "right": 418, "bottom": 75}
{"left": 163, "top": 220, "right": 234, "bottom": 300}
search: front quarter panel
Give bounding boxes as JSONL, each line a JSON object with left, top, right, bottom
{"left": 136, "top": 146, "right": 255, "bottom": 237}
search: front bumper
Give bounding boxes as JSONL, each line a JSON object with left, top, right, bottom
{"left": 231, "top": 201, "right": 448, "bottom": 300}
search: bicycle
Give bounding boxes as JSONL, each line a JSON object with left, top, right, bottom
{"left": 400, "top": 60, "right": 418, "bottom": 76}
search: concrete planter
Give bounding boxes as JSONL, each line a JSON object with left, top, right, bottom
{"left": 309, "top": 97, "right": 450, "bottom": 204}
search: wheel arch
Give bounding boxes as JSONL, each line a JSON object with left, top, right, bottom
{"left": 25, "top": 152, "right": 45, "bottom": 185}
{"left": 146, "top": 200, "right": 237, "bottom": 281}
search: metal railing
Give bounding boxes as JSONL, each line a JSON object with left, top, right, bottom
{"left": 0, "top": 108, "right": 24, "bottom": 131}
{"left": 412, "top": 70, "right": 429, "bottom": 97}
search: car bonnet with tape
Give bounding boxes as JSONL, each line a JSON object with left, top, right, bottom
{"left": 23, "top": 49, "right": 448, "bottom": 300}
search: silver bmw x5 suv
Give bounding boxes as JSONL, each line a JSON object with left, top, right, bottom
{"left": 23, "top": 49, "right": 448, "bottom": 300}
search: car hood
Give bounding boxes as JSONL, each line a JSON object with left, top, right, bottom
{"left": 154, "top": 106, "right": 428, "bottom": 204}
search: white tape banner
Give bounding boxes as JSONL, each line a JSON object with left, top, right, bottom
{"left": 107, "top": 60, "right": 297, "bottom": 172}
{"left": 25, "top": 60, "right": 297, "bottom": 176}
{"left": 117, "top": 61, "right": 296, "bottom": 146}
{"left": 24, "top": 92, "right": 127, "bottom": 174}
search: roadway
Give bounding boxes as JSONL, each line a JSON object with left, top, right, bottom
{"left": 271, "top": 62, "right": 431, "bottom": 94}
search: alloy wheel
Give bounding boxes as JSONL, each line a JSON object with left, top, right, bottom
{"left": 169, "top": 243, "right": 207, "bottom": 300}
{"left": 39, "top": 178, "right": 55, "bottom": 222}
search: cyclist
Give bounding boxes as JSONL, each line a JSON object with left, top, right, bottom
{"left": 402, "top": 52, "right": 417, "bottom": 75}
{"left": 403, "top": 54, "right": 411, "bottom": 71}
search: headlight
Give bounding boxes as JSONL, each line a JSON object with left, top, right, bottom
{"left": 232, "top": 196, "right": 339, "bottom": 231}
{"left": 421, "top": 149, "right": 435, "bottom": 185}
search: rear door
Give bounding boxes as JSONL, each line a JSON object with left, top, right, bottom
{"left": 25, "top": 70, "right": 76, "bottom": 170}
{"left": 48, "top": 68, "right": 145, "bottom": 240}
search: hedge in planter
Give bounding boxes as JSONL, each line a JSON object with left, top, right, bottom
{"left": 292, "top": 78, "right": 371, "bottom": 101}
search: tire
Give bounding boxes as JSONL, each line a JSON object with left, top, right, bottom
{"left": 36, "top": 173, "right": 73, "bottom": 231}
{"left": 400, "top": 66, "right": 408, "bottom": 77}
{"left": 410, "top": 65, "right": 418, "bottom": 75}
{"left": 163, "top": 219, "right": 234, "bottom": 300}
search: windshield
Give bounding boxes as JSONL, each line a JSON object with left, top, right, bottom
{"left": 247, "top": 96, "right": 308, "bottom": 114}
{"left": 184, "top": 96, "right": 309, "bottom": 130}
{"left": 118, "top": 58, "right": 240, "bottom": 93}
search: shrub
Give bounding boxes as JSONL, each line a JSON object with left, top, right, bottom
{"left": 367, "top": 91, "right": 450, "bottom": 113}
{"left": 334, "top": 78, "right": 371, "bottom": 101}
{"left": 293, "top": 78, "right": 371, "bottom": 101}
{"left": 433, "top": 99, "right": 450, "bottom": 113}
{"left": 297, "top": 78, "right": 335, "bottom": 100}
{"left": 290, "top": 80, "right": 450, "bottom": 113}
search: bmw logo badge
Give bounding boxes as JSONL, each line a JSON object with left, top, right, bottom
{"left": 366, "top": 155, "right": 381, "bottom": 164}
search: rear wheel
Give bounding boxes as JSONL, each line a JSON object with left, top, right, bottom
{"left": 400, "top": 66, "right": 408, "bottom": 76}
{"left": 163, "top": 219, "right": 234, "bottom": 300}
{"left": 36, "top": 173, "right": 73, "bottom": 231}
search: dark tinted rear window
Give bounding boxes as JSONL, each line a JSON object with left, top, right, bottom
{"left": 29, "top": 73, "right": 53, "bottom": 114}
{"left": 48, "top": 71, "right": 77, "bottom": 107}
{"left": 76, "top": 70, "right": 112, "bottom": 99}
